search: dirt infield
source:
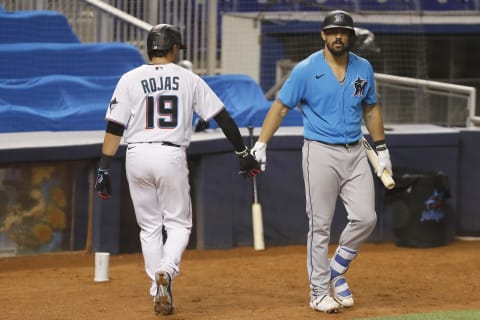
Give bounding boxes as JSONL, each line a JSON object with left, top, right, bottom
{"left": 1, "top": 240, "right": 479, "bottom": 320}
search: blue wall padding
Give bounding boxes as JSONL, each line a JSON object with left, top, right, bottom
{"left": 457, "top": 130, "right": 480, "bottom": 236}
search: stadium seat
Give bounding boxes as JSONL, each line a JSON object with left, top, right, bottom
{"left": 0, "top": 10, "right": 79, "bottom": 43}
{"left": 419, "top": 0, "right": 479, "bottom": 11}
{"left": 0, "top": 75, "right": 119, "bottom": 132}
{"left": 0, "top": 9, "right": 145, "bottom": 132}
{"left": 202, "top": 74, "right": 302, "bottom": 128}
{"left": 0, "top": 42, "right": 144, "bottom": 79}
{"left": 358, "top": 0, "right": 418, "bottom": 11}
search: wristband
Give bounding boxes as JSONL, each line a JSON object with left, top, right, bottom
{"left": 99, "top": 154, "right": 114, "bottom": 170}
{"left": 235, "top": 147, "right": 249, "bottom": 158}
{"left": 374, "top": 140, "right": 387, "bottom": 152}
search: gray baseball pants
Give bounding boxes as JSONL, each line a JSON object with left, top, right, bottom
{"left": 302, "top": 139, "right": 377, "bottom": 298}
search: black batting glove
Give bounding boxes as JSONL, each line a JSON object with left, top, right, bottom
{"left": 236, "top": 147, "right": 261, "bottom": 178}
{"left": 95, "top": 168, "right": 112, "bottom": 199}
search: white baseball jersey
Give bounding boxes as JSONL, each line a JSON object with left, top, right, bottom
{"left": 107, "top": 62, "right": 225, "bottom": 286}
{"left": 106, "top": 63, "right": 224, "bottom": 146}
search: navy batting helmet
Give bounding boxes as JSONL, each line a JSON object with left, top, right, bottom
{"left": 147, "top": 24, "right": 185, "bottom": 58}
{"left": 322, "top": 10, "right": 354, "bottom": 31}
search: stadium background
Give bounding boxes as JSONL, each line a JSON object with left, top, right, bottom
{"left": 1, "top": 1, "right": 480, "bottom": 319}
{"left": 0, "top": 0, "right": 479, "bottom": 257}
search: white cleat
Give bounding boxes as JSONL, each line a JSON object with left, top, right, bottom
{"left": 309, "top": 294, "right": 340, "bottom": 313}
{"left": 153, "top": 271, "right": 174, "bottom": 315}
{"left": 331, "top": 275, "right": 354, "bottom": 308}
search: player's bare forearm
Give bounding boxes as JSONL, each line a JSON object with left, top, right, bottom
{"left": 258, "top": 100, "right": 289, "bottom": 143}
{"left": 102, "top": 133, "right": 122, "bottom": 157}
{"left": 363, "top": 103, "right": 385, "bottom": 143}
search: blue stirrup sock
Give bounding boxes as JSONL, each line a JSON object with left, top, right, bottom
{"left": 330, "top": 246, "right": 358, "bottom": 279}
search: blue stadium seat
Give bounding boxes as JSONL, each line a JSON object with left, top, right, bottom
{"left": 0, "top": 42, "right": 144, "bottom": 79}
{"left": 220, "top": 0, "right": 480, "bottom": 12}
{"left": 358, "top": 0, "right": 418, "bottom": 11}
{"left": 0, "top": 42, "right": 144, "bottom": 132}
{"left": 202, "top": 74, "right": 302, "bottom": 128}
{"left": 0, "top": 10, "right": 145, "bottom": 132}
{"left": 0, "top": 75, "right": 118, "bottom": 132}
{"left": 420, "top": 0, "right": 479, "bottom": 11}
{"left": 0, "top": 10, "right": 79, "bottom": 43}
{"left": 221, "top": 0, "right": 357, "bottom": 12}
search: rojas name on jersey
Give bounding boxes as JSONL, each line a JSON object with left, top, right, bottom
{"left": 141, "top": 76, "right": 179, "bottom": 94}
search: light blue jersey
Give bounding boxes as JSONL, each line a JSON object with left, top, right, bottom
{"left": 278, "top": 50, "right": 377, "bottom": 144}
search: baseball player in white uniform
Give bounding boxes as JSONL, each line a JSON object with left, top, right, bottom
{"left": 94, "top": 24, "right": 260, "bottom": 316}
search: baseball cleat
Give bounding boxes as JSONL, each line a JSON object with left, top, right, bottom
{"left": 309, "top": 294, "right": 340, "bottom": 313}
{"left": 331, "top": 275, "right": 354, "bottom": 307}
{"left": 154, "top": 271, "right": 174, "bottom": 315}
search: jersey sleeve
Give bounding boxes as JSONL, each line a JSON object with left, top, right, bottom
{"left": 277, "top": 64, "right": 305, "bottom": 109}
{"left": 105, "top": 74, "right": 132, "bottom": 126}
{"left": 193, "top": 77, "right": 225, "bottom": 121}
{"left": 362, "top": 63, "right": 378, "bottom": 106}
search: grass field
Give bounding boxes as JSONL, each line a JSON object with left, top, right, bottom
{"left": 357, "top": 310, "right": 480, "bottom": 320}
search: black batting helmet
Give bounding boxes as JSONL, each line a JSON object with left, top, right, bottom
{"left": 147, "top": 24, "right": 185, "bottom": 58}
{"left": 322, "top": 10, "right": 354, "bottom": 32}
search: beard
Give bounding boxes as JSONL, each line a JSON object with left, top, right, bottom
{"left": 326, "top": 40, "right": 349, "bottom": 57}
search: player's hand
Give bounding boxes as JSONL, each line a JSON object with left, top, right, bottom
{"left": 251, "top": 141, "right": 266, "bottom": 171}
{"left": 95, "top": 168, "right": 112, "bottom": 199}
{"left": 236, "top": 147, "right": 261, "bottom": 177}
{"left": 377, "top": 147, "right": 393, "bottom": 178}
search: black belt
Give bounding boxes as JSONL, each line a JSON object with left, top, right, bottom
{"left": 312, "top": 139, "right": 360, "bottom": 148}
{"left": 129, "top": 141, "right": 181, "bottom": 147}
{"left": 160, "top": 141, "right": 181, "bottom": 147}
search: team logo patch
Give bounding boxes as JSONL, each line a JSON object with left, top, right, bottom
{"left": 109, "top": 97, "right": 119, "bottom": 112}
{"left": 334, "top": 13, "right": 346, "bottom": 24}
{"left": 421, "top": 189, "right": 446, "bottom": 222}
{"left": 352, "top": 76, "right": 367, "bottom": 97}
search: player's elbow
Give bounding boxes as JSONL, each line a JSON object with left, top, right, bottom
{"left": 269, "top": 99, "right": 289, "bottom": 119}
{"left": 279, "top": 107, "right": 289, "bottom": 118}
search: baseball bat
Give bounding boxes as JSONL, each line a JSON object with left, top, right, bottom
{"left": 84, "top": 166, "right": 94, "bottom": 253}
{"left": 248, "top": 126, "right": 265, "bottom": 251}
{"left": 361, "top": 137, "right": 396, "bottom": 190}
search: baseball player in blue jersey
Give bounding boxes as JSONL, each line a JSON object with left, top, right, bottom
{"left": 251, "top": 10, "right": 392, "bottom": 313}
{"left": 94, "top": 24, "right": 260, "bottom": 316}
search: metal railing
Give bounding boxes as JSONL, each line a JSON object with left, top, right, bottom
{"left": 375, "top": 73, "right": 478, "bottom": 127}
{"left": 271, "top": 59, "right": 477, "bottom": 127}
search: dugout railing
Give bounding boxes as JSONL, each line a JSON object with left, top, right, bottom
{"left": 273, "top": 58, "right": 478, "bottom": 128}
{"left": 374, "top": 73, "right": 479, "bottom": 128}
